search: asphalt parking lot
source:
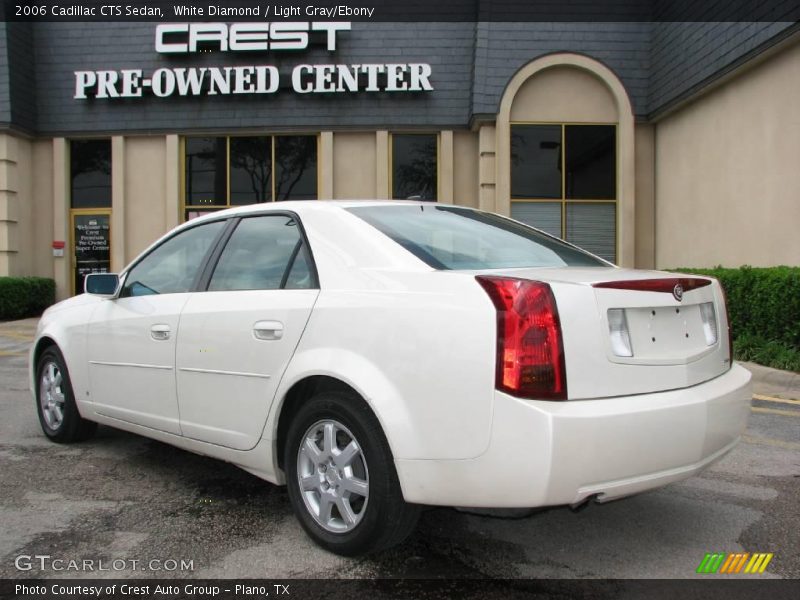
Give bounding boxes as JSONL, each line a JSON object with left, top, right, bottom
{"left": 1, "top": 318, "right": 799, "bottom": 580}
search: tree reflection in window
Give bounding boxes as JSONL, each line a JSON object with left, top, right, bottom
{"left": 230, "top": 137, "right": 272, "bottom": 205}
{"left": 392, "top": 134, "right": 437, "bottom": 201}
{"left": 276, "top": 136, "right": 317, "bottom": 201}
{"left": 184, "top": 135, "right": 318, "bottom": 208}
{"left": 185, "top": 137, "right": 227, "bottom": 206}
{"left": 71, "top": 139, "right": 111, "bottom": 208}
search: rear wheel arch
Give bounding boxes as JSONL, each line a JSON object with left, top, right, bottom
{"left": 280, "top": 383, "right": 420, "bottom": 554}
{"left": 276, "top": 375, "right": 363, "bottom": 471}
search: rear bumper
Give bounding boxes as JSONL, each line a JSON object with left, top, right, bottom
{"left": 395, "top": 363, "right": 752, "bottom": 507}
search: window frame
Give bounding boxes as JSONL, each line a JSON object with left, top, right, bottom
{"left": 181, "top": 134, "right": 321, "bottom": 222}
{"left": 389, "top": 132, "right": 440, "bottom": 201}
{"left": 117, "top": 217, "right": 234, "bottom": 298}
{"left": 69, "top": 138, "right": 112, "bottom": 210}
{"left": 117, "top": 209, "right": 320, "bottom": 298}
{"left": 68, "top": 138, "right": 113, "bottom": 296}
{"left": 202, "top": 213, "right": 320, "bottom": 293}
{"left": 196, "top": 211, "right": 320, "bottom": 292}
{"left": 510, "top": 122, "right": 618, "bottom": 263}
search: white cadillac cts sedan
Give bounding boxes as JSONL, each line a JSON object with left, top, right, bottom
{"left": 31, "top": 201, "right": 751, "bottom": 555}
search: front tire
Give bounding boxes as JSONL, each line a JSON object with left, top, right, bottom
{"left": 36, "top": 347, "right": 97, "bottom": 443}
{"left": 285, "top": 391, "right": 419, "bottom": 556}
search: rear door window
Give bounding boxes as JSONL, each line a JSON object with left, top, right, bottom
{"left": 208, "top": 215, "right": 315, "bottom": 291}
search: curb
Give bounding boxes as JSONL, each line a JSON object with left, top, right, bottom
{"left": 741, "top": 361, "right": 800, "bottom": 401}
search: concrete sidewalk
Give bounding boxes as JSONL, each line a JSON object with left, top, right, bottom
{"left": 0, "top": 317, "right": 37, "bottom": 358}
{"left": 741, "top": 361, "right": 800, "bottom": 401}
{"left": 2, "top": 317, "right": 799, "bottom": 400}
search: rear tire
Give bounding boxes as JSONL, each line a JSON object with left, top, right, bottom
{"left": 36, "top": 347, "right": 97, "bottom": 443}
{"left": 285, "top": 391, "right": 419, "bottom": 556}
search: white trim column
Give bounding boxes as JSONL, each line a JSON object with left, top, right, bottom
{"left": 319, "top": 131, "right": 333, "bottom": 200}
{"left": 111, "top": 136, "right": 126, "bottom": 271}
{"left": 0, "top": 134, "right": 18, "bottom": 276}
{"left": 165, "top": 135, "right": 180, "bottom": 230}
{"left": 52, "top": 138, "right": 70, "bottom": 301}
{"left": 438, "top": 130, "right": 454, "bottom": 204}
{"left": 376, "top": 130, "right": 389, "bottom": 199}
{"left": 478, "top": 124, "right": 496, "bottom": 212}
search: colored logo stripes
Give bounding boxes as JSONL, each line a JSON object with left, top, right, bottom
{"left": 696, "top": 552, "right": 774, "bottom": 574}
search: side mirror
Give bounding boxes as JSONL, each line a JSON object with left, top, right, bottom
{"left": 85, "top": 273, "right": 120, "bottom": 297}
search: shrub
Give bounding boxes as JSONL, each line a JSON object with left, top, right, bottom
{"left": 734, "top": 333, "right": 800, "bottom": 373}
{"left": 672, "top": 266, "right": 800, "bottom": 371}
{"left": 0, "top": 277, "right": 56, "bottom": 320}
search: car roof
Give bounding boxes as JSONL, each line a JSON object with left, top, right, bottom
{"left": 185, "top": 200, "right": 463, "bottom": 225}
{"left": 179, "top": 199, "right": 471, "bottom": 229}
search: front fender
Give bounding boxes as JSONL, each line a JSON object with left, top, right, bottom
{"left": 30, "top": 296, "right": 101, "bottom": 414}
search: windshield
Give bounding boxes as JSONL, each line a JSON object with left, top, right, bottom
{"left": 347, "top": 205, "right": 607, "bottom": 270}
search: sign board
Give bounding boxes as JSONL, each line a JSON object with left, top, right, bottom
{"left": 74, "top": 22, "right": 434, "bottom": 99}
{"left": 74, "top": 214, "right": 111, "bottom": 294}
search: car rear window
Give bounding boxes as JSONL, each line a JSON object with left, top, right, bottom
{"left": 347, "top": 205, "right": 607, "bottom": 269}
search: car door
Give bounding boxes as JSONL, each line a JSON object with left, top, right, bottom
{"left": 175, "top": 213, "right": 319, "bottom": 450}
{"left": 87, "top": 219, "right": 227, "bottom": 434}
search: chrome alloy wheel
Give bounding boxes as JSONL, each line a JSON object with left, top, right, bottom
{"left": 297, "top": 419, "right": 370, "bottom": 533}
{"left": 39, "top": 361, "right": 65, "bottom": 430}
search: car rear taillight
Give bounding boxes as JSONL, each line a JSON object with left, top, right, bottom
{"left": 476, "top": 276, "right": 567, "bottom": 401}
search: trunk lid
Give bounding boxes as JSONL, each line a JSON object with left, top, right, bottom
{"left": 471, "top": 266, "right": 732, "bottom": 399}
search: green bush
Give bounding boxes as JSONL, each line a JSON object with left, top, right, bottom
{"left": 672, "top": 266, "right": 800, "bottom": 371}
{"left": 734, "top": 333, "right": 800, "bottom": 373}
{"left": 0, "top": 277, "right": 56, "bottom": 320}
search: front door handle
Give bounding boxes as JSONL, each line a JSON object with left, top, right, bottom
{"left": 253, "top": 320, "right": 284, "bottom": 341}
{"left": 150, "top": 324, "right": 171, "bottom": 341}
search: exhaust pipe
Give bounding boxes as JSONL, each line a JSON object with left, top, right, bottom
{"left": 569, "top": 493, "right": 600, "bottom": 513}
{"left": 454, "top": 507, "right": 541, "bottom": 519}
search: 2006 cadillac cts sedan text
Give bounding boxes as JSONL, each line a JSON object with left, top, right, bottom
{"left": 31, "top": 201, "right": 752, "bottom": 555}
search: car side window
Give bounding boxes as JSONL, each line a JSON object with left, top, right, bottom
{"left": 120, "top": 221, "right": 225, "bottom": 297}
{"left": 208, "top": 215, "right": 314, "bottom": 291}
{"left": 284, "top": 246, "right": 313, "bottom": 290}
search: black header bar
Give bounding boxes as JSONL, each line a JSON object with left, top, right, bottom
{"left": 3, "top": 0, "right": 800, "bottom": 22}
{"left": 2, "top": 579, "right": 800, "bottom": 600}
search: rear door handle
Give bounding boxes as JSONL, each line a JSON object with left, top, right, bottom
{"left": 150, "top": 324, "right": 171, "bottom": 341}
{"left": 253, "top": 320, "right": 284, "bottom": 341}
